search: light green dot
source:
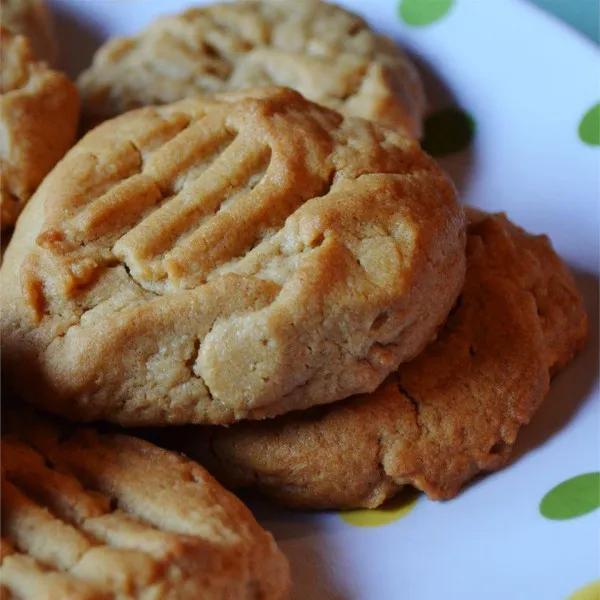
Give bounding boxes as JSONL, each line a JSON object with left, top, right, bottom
{"left": 340, "top": 488, "right": 419, "bottom": 528}
{"left": 567, "top": 579, "right": 600, "bottom": 600}
{"left": 579, "top": 103, "right": 600, "bottom": 146}
{"left": 421, "top": 108, "right": 475, "bottom": 157}
{"left": 399, "top": 0, "right": 454, "bottom": 27}
{"left": 540, "top": 472, "right": 600, "bottom": 520}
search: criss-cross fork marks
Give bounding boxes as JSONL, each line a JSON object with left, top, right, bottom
{"left": 0, "top": 426, "right": 252, "bottom": 600}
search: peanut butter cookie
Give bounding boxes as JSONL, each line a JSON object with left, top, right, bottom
{"left": 0, "top": 410, "right": 289, "bottom": 599}
{"left": 78, "top": 0, "right": 425, "bottom": 136}
{"left": 183, "top": 210, "right": 588, "bottom": 509}
{"left": 0, "top": 28, "right": 79, "bottom": 230}
{"left": 0, "top": 88, "right": 465, "bottom": 425}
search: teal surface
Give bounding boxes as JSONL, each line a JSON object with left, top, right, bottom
{"left": 529, "top": 0, "right": 600, "bottom": 43}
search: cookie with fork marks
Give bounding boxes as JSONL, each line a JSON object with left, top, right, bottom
{"left": 0, "top": 409, "right": 289, "bottom": 599}
{"left": 0, "top": 87, "right": 465, "bottom": 425}
{"left": 78, "top": 0, "right": 425, "bottom": 136}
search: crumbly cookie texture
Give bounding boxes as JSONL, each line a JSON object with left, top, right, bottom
{"left": 183, "top": 210, "right": 588, "bottom": 509}
{"left": 0, "top": 28, "right": 80, "bottom": 230}
{"left": 0, "top": 0, "right": 57, "bottom": 64}
{"left": 0, "top": 410, "right": 290, "bottom": 600}
{"left": 78, "top": 0, "right": 425, "bottom": 136}
{"left": 0, "top": 88, "right": 465, "bottom": 426}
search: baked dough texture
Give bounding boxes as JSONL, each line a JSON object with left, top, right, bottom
{"left": 181, "top": 210, "right": 588, "bottom": 509}
{"left": 78, "top": 0, "right": 425, "bottom": 136}
{"left": 0, "top": 88, "right": 465, "bottom": 426}
{"left": 0, "top": 0, "right": 57, "bottom": 64}
{"left": 0, "top": 410, "right": 290, "bottom": 599}
{"left": 0, "top": 28, "right": 80, "bottom": 230}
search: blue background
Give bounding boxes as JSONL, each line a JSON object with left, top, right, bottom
{"left": 529, "top": 0, "right": 599, "bottom": 43}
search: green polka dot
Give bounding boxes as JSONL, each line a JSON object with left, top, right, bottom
{"left": 540, "top": 472, "right": 600, "bottom": 521}
{"left": 567, "top": 579, "right": 600, "bottom": 600}
{"left": 579, "top": 103, "right": 600, "bottom": 145}
{"left": 399, "top": 0, "right": 454, "bottom": 27}
{"left": 421, "top": 108, "right": 475, "bottom": 157}
{"left": 340, "top": 488, "right": 419, "bottom": 527}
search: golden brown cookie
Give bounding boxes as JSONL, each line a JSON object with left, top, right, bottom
{"left": 0, "top": 87, "right": 465, "bottom": 426}
{"left": 78, "top": 0, "right": 425, "bottom": 136}
{"left": 0, "top": 0, "right": 57, "bottom": 64}
{"left": 182, "top": 210, "right": 588, "bottom": 509}
{"left": 0, "top": 410, "right": 289, "bottom": 599}
{"left": 0, "top": 28, "right": 80, "bottom": 230}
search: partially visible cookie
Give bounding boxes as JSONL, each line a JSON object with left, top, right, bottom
{"left": 0, "top": 410, "right": 290, "bottom": 599}
{"left": 78, "top": 0, "right": 425, "bottom": 136}
{"left": 0, "top": 87, "right": 465, "bottom": 426}
{"left": 0, "top": 28, "right": 80, "bottom": 230}
{"left": 0, "top": 0, "right": 57, "bottom": 64}
{"left": 184, "top": 210, "right": 588, "bottom": 509}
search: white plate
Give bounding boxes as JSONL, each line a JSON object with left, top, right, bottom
{"left": 51, "top": 0, "right": 600, "bottom": 597}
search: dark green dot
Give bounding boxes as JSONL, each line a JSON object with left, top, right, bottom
{"left": 540, "top": 472, "right": 600, "bottom": 520}
{"left": 579, "top": 103, "right": 600, "bottom": 146}
{"left": 399, "top": 0, "right": 454, "bottom": 27}
{"left": 421, "top": 108, "right": 475, "bottom": 157}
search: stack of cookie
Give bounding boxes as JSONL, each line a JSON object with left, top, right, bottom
{"left": 0, "top": 0, "right": 588, "bottom": 597}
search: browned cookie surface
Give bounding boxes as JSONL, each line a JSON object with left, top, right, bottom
{"left": 184, "top": 210, "right": 588, "bottom": 509}
{"left": 0, "top": 87, "right": 464, "bottom": 426}
{"left": 78, "top": 0, "right": 425, "bottom": 136}
{"left": 0, "top": 0, "right": 57, "bottom": 64}
{"left": 0, "top": 411, "right": 289, "bottom": 599}
{"left": 0, "top": 28, "right": 79, "bottom": 230}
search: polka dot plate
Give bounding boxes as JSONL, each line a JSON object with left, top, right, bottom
{"left": 52, "top": 0, "right": 599, "bottom": 598}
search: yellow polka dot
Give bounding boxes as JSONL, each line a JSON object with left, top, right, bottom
{"left": 340, "top": 488, "right": 419, "bottom": 527}
{"left": 568, "top": 580, "right": 600, "bottom": 600}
